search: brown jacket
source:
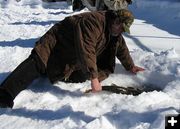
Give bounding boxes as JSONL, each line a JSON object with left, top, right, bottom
{"left": 33, "top": 11, "right": 134, "bottom": 83}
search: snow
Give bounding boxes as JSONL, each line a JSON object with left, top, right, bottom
{"left": 0, "top": 0, "right": 180, "bottom": 129}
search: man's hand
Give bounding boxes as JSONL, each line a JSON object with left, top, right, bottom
{"left": 91, "top": 78, "right": 102, "bottom": 92}
{"left": 130, "top": 65, "right": 145, "bottom": 74}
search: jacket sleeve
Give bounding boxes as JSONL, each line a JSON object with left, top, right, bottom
{"left": 116, "top": 36, "right": 134, "bottom": 71}
{"left": 74, "top": 18, "right": 101, "bottom": 79}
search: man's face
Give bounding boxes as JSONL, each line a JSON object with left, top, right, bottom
{"left": 110, "top": 18, "right": 124, "bottom": 36}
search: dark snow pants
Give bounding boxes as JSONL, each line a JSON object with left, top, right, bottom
{"left": 0, "top": 51, "right": 46, "bottom": 99}
{"left": 0, "top": 52, "right": 110, "bottom": 100}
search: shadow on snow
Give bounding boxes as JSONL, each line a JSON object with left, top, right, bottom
{"left": 10, "top": 20, "right": 58, "bottom": 26}
{"left": 104, "top": 107, "right": 179, "bottom": 129}
{"left": 0, "top": 105, "right": 95, "bottom": 123}
{"left": 130, "top": 5, "right": 180, "bottom": 36}
{"left": 0, "top": 38, "right": 38, "bottom": 48}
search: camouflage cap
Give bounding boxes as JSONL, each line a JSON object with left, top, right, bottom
{"left": 115, "top": 9, "right": 134, "bottom": 33}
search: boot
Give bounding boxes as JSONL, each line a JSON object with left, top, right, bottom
{"left": 0, "top": 88, "right": 14, "bottom": 108}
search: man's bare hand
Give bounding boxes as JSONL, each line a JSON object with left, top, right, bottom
{"left": 130, "top": 65, "right": 145, "bottom": 74}
{"left": 91, "top": 78, "right": 102, "bottom": 92}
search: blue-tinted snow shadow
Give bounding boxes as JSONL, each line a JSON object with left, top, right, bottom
{"left": 41, "top": 2, "right": 71, "bottom": 10}
{"left": 11, "top": 20, "right": 58, "bottom": 26}
{"left": 124, "top": 33, "right": 153, "bottom": 52}
{"left": 8, "top": 9, "right": 72, "bottom": 25}
{"left": 0, "top": 38, "right": 37, "bottom": 48}
{"left": 0, "top": 1, "right": 71, "bottom": 10}
{"left": 124, "top": 33, "right": 180, "bottom": 52}
{"left": 125, "top": 4, "right": 180, "bottom": 52}
{"left": 0, "top": 105, "right": 95, "bottom": 122}
{"left": 130, "top": 5, "right": 180, "bottom": 36}
{"left": 104, "top": 107, "right": 179, "bottom": 129}
{"left": 29, "top": 78, "right": 83, "bottom": 98}
{"left": 48, "top": 11, "right": 73, "bottom": 15}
